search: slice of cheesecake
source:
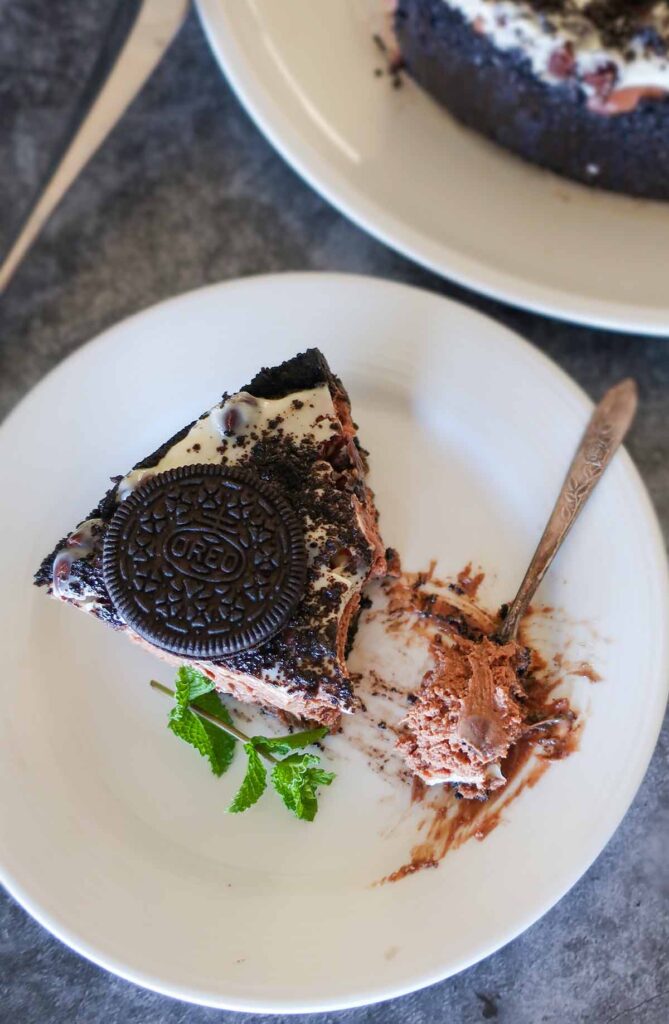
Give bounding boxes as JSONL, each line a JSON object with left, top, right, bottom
{"left": 35, "top": 349, "right": 387, "bottom": 727}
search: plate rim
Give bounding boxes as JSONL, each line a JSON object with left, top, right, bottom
{"left": 195, "top": 0, "right": 669, "bottom": 336}
{"left": 1, "top": 272, "right": 668, "bottom": 1012}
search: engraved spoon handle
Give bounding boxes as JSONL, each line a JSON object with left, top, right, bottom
{"left": 497, "top": 379, "right": 638, "bottom": 644}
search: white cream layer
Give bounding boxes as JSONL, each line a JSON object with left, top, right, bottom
{"left": 443, "top": 0, "right": 669, "bottom": 99}
{"left": 53, "top": 384, "right": 366, "bottom": 624}
{"left": 118, "top": 385, "right": 336, "bottom": 495}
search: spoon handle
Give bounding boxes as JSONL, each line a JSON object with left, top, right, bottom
{"left": 497, "top": 379, "right": 638, "bottom": 644}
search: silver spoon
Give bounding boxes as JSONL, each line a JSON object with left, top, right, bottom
{"left": 497, "top": 378, "right": 638, "bottom": 644}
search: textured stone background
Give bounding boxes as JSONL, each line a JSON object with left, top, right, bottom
{"left": 0, "top": 3, "right": 667, "bottom": 1022}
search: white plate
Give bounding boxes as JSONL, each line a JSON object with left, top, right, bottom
{"left": 197, "top": 0, "right": 669, "bottom": 334}
{"left": 1, "top": 274, "right": 667, "bottom": 1013}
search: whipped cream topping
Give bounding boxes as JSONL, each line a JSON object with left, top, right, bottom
{"left": 119, "top": 386, "right": 336, "bottom": 495}
{"left": 442, "top": 0, "right": 669, "bottom": 110}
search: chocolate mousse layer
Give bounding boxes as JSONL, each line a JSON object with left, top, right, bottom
{"left": 395, "top": 0, "right": 669, "bottom": 199}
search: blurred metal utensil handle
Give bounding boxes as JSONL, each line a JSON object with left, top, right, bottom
{"left": 0, "top": 0, "right": 190, "bottom": 295}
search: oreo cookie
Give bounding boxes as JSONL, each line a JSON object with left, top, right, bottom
{"left": 103, "top": 464, "right": 307, "bottom": 658}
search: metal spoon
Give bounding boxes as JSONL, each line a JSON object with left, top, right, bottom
{"left": 497, "top": 378, "right": 638, "bottom": 644}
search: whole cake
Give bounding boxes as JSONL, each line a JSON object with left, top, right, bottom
{"left": 35, "top": 349, "right": 387, "bottom": 728}
{"left": 394, "top": 0, "right": 669, "bottom": 199}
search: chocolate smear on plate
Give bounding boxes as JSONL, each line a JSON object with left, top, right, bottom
{"left": 346, "top": 564, "right": 595, "bottom": 883}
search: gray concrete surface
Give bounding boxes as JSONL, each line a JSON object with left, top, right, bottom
{"left": 0, "top": 3, "right": 667, "bottom": 1022}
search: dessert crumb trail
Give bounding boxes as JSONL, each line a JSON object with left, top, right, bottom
{"left": 347, "top": 563, "right": 596, "bottom": 884}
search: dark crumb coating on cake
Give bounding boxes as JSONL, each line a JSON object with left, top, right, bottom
{"left": 246, "top": 347, "right": 343, "bottom": 400}
{"left": 396, "top": 0, "right": 669, "bottom": 200}
{"left": 35, "top": 350, "right": 383, "bottom": 713}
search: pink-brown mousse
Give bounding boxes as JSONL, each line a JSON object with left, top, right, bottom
{"left": 398, "top": 634, "right": 529, "bottom": 797}
{"left": 589, "top": 85, "right": 667, "bottom": 115}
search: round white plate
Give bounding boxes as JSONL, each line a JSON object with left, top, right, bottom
{"left": 1, "top": 274, "right": 667, "bottom": 1012}
{"left": 197, "top": 0, "right": 669, "bottom": 334}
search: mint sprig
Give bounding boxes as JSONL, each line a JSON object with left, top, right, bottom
{"left": 151, "top": 671, "right": 335, "bottom": 821}
{"left": 228, "top": 727, "right": 330, "bottom": 816}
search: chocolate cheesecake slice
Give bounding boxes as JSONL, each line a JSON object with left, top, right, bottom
{"left": 395, "top": 0, "right": 669, "bottom": 200}
{"left": 35, "top": 350, "right": 387, "bottom": 727}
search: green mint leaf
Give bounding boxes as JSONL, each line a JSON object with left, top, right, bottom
{"left": 251, "top": 726, "right": 328, "bottom": 759}
{"left": 192, "top": 689, "right": 236, "bottom": 729}
{"left": 169, "top": 668, "right": 236, "bottom": 777}
{"left": 174, "top": 665, "right": 216, "bottom": 707}
{"left": 307, "top": 767, "right": 336, "bottom": 786}
{"left": 228, "top": 743, "right": 267, "bottom": 814}
{"left": 169, "top": 706, "right": 236, "bottom": 777}
{"left": 270, "top": 753, "right": 335, "bottom": 822}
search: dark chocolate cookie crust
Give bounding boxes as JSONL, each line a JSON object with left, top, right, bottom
{"left": 395, "top": 0, "right": 669, "bottom": 200}
{"left": 247, "top": 347, "right": 346, "bottom": 401}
